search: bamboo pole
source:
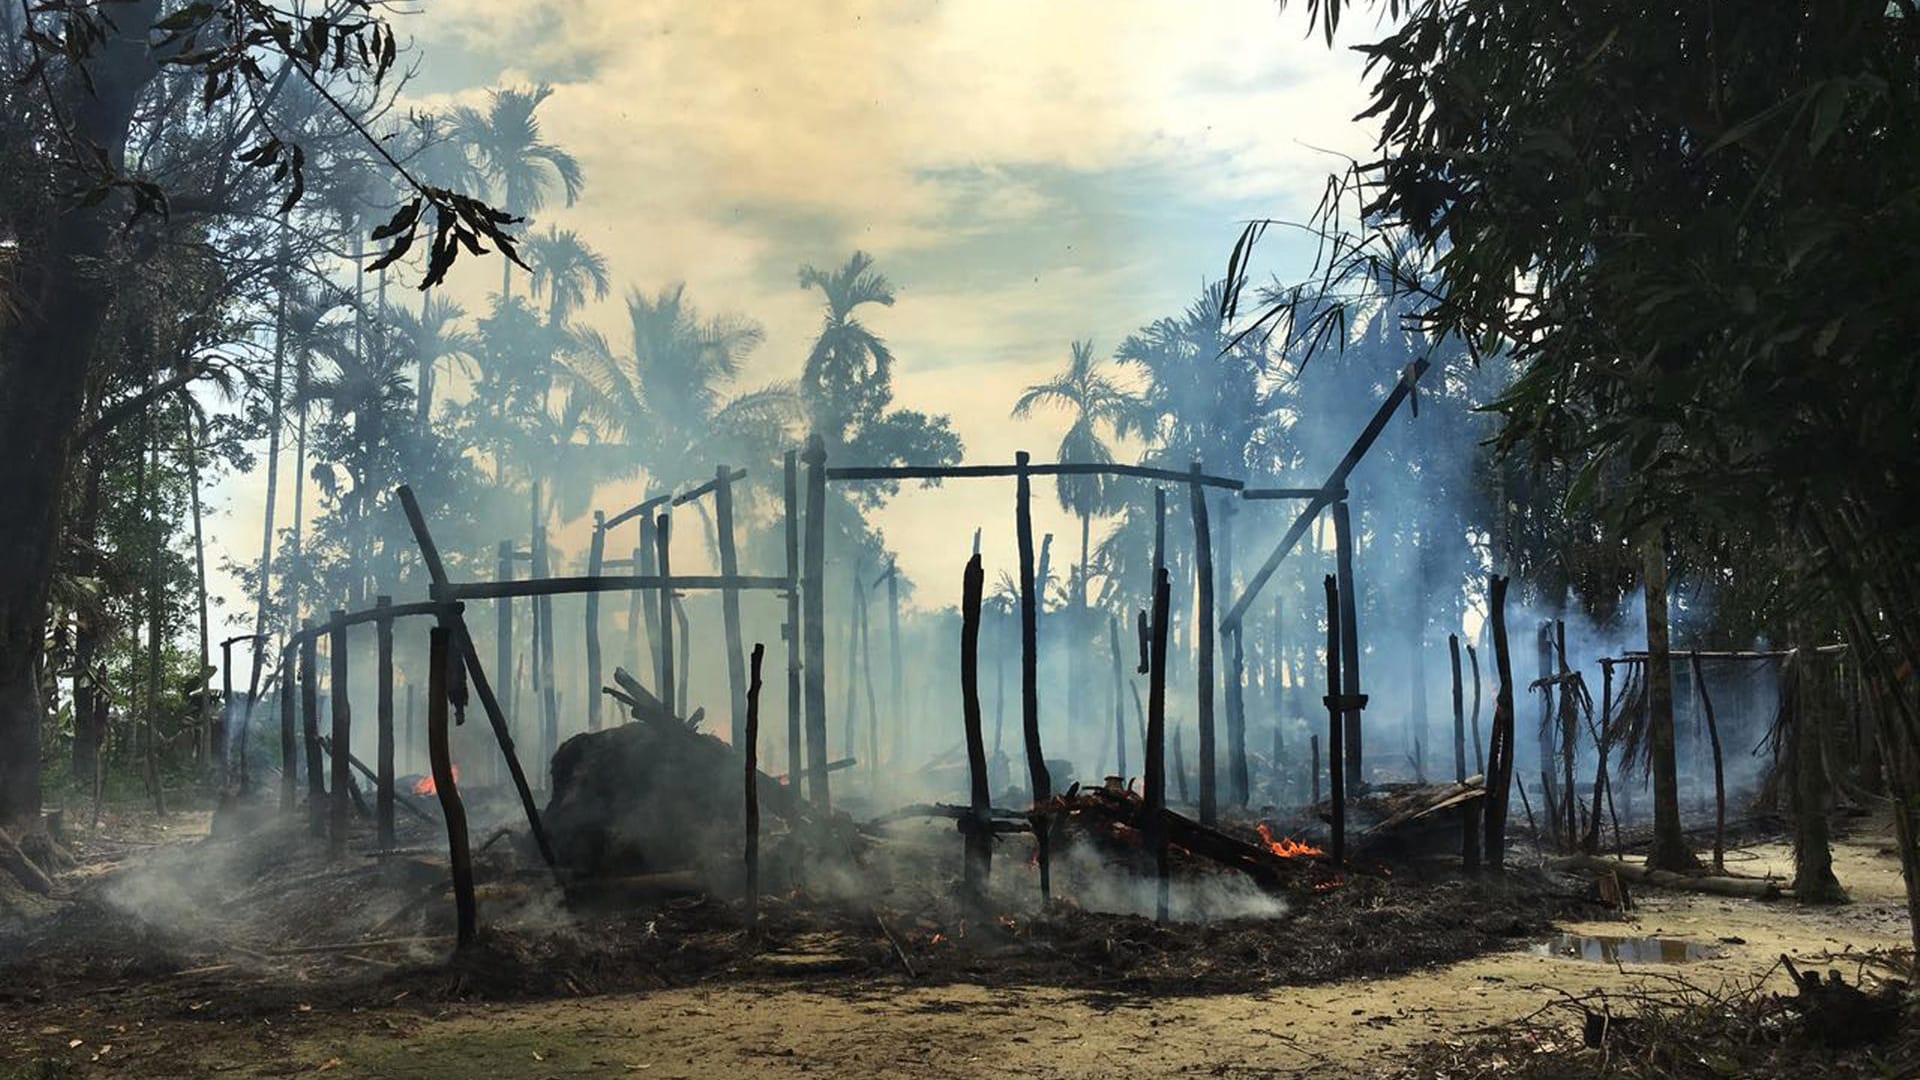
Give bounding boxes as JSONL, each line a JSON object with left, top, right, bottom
{"left": 1690, "top": 651, "right": 1728, "bottom": 873}
{"left": 744, "top": 643, "right": 764, "bottom": 936}
{"left": 858, "top": 576, "right": 880, "bottom": 776}
{"left": 1468, "top": 643, "right": 1484, "bottom": 775}
{"left": 1331, "top": 500, "right": 1364, "bottom": 784}
{"left": 1015, "top": 451, "right": 1053, "bottom": 897}
{"left": 1450, "top": 633, "right": 1465, "bottom": 784}
{"left": 784, "top": 450, "right": 803, "bottom": 800}
{"left": 535, "top": 508, "right": 560, "bottom": 773}
{"left": 376, "top": 596, "right": 395, "bottom": 850}
{"left": 586, "top": 512, "right": 606, "bottom": 732}
{"left": 1109, "top": 615, "right": 1127, "bottom": 780}
{"left": 802, "top": 436, "right": 830, "bottom": 808}
{"left": 1485, "top": 575, "right": 1516, "bottom": 870}
{"left": 715, "top": 466, "right": 749, "bottom": 749}
{"left": 301, "top": 623, "right": 323, "bottom": 836}
{"left": 426, "top": 626, "right": 476, "bottom": 949}
{"left": 655, "top": 513, "right": 676, "bottom": 719}
{"left": 328, "top": 611, "right": 351, "bottom": 858}
{"left": 1146, "top": 567, "right": 1172, "bottom": 923}
{"left": 961, "top": 553, "right": 992, "bottom": 897}
{"left": 639, "top": 515, "right": 662, "bottom": 692}
{"left": 1323, "top": 576, "right": 1346, "bottom": 866}
{"left": 496, "top": 540, "right": 512, "bottom": 784}
{"left": 1190, "top": 463, "right": 1218, "bottom": 825}
{"left": 1221, "top": 498, "right": 1248, "bottom": 807}
{"left": 279, "top": 647, "right": 296, "bottom": 813}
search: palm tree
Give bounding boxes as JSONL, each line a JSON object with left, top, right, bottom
{"left": 797, "top": 252, "right": 895, "bottom": 446}
{"left": 297, "top": 324, "right": 415, "bottom": 603}
{"left": 1012, "top": 338, "right": 1141, "bottom": 616}
{"left": 388, "top": 293, "right": 478, "bottom": 432}
{"left": 527, "top": 227, "right": 610, "bottom": 332}
{"left": 452, "top": 85, "right": 584, "bottom": 298}
{"left": 569, "top": 284, "right": 797, "bottom": 493}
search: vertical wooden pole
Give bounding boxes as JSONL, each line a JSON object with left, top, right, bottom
{"left": 279, "top": 646, "right": 296, "bottom": 813}
{"left": 784, "top": 450, "right": 803, "bottom": 797}
{"left": 1015, "top": 451, "right": 1053, "bottom": 897}
{"left": 628, "top": 543, "right": 645, "bottom": 677}
{"left": 886, "top": 569, "right": 903, "bottom": 767}
{"left": 301, "top": 622, "right": 323, "bottom": 836}
{"left": 535, "top": 507, "right": 559, "bottom": 773}
{"left": 1331, "top": 500, "right": 1364, "bottom": 785}
{"left": 1323, "top": 576, "right": 1346, "bottom": 866}
{"left": 842, "top": 574, "right": 861, "bottom": 760}
{"left": 1189, "top": 464, "right": 1217, "bottom": 825}
{"left": 715, "top": 466, "right": 749, "bottom": 748}
{"left": 1468, "top": 643, "right": 1484, "bottom": 775}
{"left": 655, "top": 513, "right": 676, "bottom": 718}
{"left": 1108, "top": 616, "right": 1127, "bottom": 780}
{"left": 586, "top": 513, "right": 606, "bottom": 732}
{"left": 1220, "top": 498, "right": 1247, "bottom": 807}
{"left": 1146, "top": 566, "right": 1172, "bottom": 923}
{"left": 802, "top": 435, "right": 830, "bottom": 808}
{"left": 376, "top": 596, "right": 395, "bottom": 850}
{"left": 1485, "top": 575, "right": 1516, "bottom": 870}
{"left": 496, "top": 540, "right": 512, "bottom": 782}
{"left": 857, "top": 578, "right": 879, "bottom": 774}
{"left": 427, "top": 626, "right": 476, "bottom": 949}
{"left": 961, "top": 553, "right": 992, "bottom": 897}
{"left": 1691, "top": 651, "right": 1728, "bottom": 874}
{"left": 328, "top": 611, "right": 351, "bottom": 858}
{"left": 639, "top": 516, "right": 661, "bottom": 691}
{"left": 1449, "top": 633, "right": 1465, "bottom": 784}
{"left": 744, "top": 643, "right": 764, "bottom": 935}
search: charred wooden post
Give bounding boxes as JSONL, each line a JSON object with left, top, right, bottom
{"left": 394, "top": 486, "right": 558, "bottom": 875}
{"left": 536, "top": 517, "right": 560, "bottom": 772}
{"left": 1468, "top": 642, "right": 1484, "bottom": 774}
{"left": 376, "top": 596, "right": 395, "bottom": 850}
{"left": 654, "top": 513, "right": 676, "bottom": 719}
{"left": 1591, "top": 658, "right": 1616, "bottom": 855}
{"left": 1014, "top": 451, "right": 1053, "bottom": 896}
{"left": 1330, "top": 500, "right": 1365, "bottom": 784}
{"left": 586, "top": 512, "right": 606, "bottom": 733}
{"left": 328, "top": 611, "right": 351, "bottom": 858}
{"left": 1450, "top": 633, "right": 1466, "bottom": 784}
{"left": 1152, "top": 486, "right": 1166, "bottom": 574}
{"left": 279, "top": 646, "right": 297, "bottom": 813}
{"left": 426, "top": 626, "right": 477, "bottom": 949}
{"left": 1557, "top": 620, "right": 1576, "bottom": 847}
{"left": 1322, "top": 576, "right": 1346, "bottom": 866}
{"left": 639, "top": 515, "right": 662, "bottom": 688}
{"left": 961, "top": 553, "right": 992, "bottom": 897}
{"left": 1108, "top": 615, "right": 1127, "bottom": 780}
{"left": 1690, "top": 651, "right": 1728, "bottom": 873}
{"left": 783, "top": 450, "right": 803, "bottom": 799}
{"left": 744, "top": 643, "right": 764, "bottom": 935}
{"left": 1310, "top": 732, "right": 1321, "bottom": 806}
{"left": 1189, "top": 463, "right": 1218, "bottom": 825}
{"left": 1146, "top": 566, "right": 1172, "bottom": 923}
{"left": 1221, "top": 496, "right": 1248, "bottom": 807}
{"left": 802, "top": 435, "right": 831, "bottom": 808}
{"left": 1484, "top": 575, "right": 1517, "bottom": 870}
{"left": 495, "top": 540, "right": 513, "bottom": 781}
{"left": 300, "top": 623, "right": 323, "bottom": 836}
{"left": 715, "top": 467, "right": 749, "bottom": 748}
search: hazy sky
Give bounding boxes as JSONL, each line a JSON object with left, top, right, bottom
{"left": 205, "top": 0, "right": 1377, "bottom": 648}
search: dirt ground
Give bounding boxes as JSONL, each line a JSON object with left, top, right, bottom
{"left": 2, "top": 809, "right": 1911, "bottom": 1079}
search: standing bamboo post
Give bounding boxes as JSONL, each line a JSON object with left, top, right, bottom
{"left": 961, "top": 553, "right": 992, "bottom": 897}
{"left": 714, "top": 466, "right": 749, "bottom": 749}
{"left": 426, "top": 626, "right": 476, "bottom": 949}
{"left": 1330, "top": 500, "right": 1364, "bottom": 784}
{"left": 586, "top": 512, "right": 606, "bottom": 732}
{"left": 639, "top": 516, "right": 662, "bottom": 690}
{"left": 328, "top": 611, "right": 351, "bottom": 858}
{"left": 1468, "top": 643, "right": 1484, "bottom": 775}
{"left": 784, "top": 450, "right": 803, "bottom": 797}
{"left": 1015, "top": 451, "right": 1053, "bottom": 898}
{"left": 301, "top": 622, "right": 323, "bottom": 836}
{"left": 628, "top": 543, "right": 645, "bottom": 675}
{"left": 535, "top": 512, "right": 560, "bottom": 772}
{"left": 1557, "top": 621, "right": 1576, "bottom": 846}
{"left": 654, "top": 513, "right": 677, "bottom": 715}
{"left": 744, "top": 643, "right": 764, "bottom": 935}
{"left": 279, "top": 646, "right": 296, "bottom": 813}
{"left": 1484, "top": 575, "right": 1516, "bottom": 870}
{"left": 1449, "top": 633, "right": 1465, "bottom": 784}
{"left": 802, "top": 435, "right": 830, "bottom": 808}
{"left": 1690, "top": 651, "right": 1728, "bottom": 873}
{"left": 1221, "top": 494, "right": 1247, "bottom": 807}
{"left": 1322, "top": 576, "right": 1346, "bottom": 865}
{"left": 496, "top": 540, "right": 513, "bottom": 783}
{"left": 1146, "top": 566, "right": 1172, "bottom": 923}
{"left": 1189, "top": 463, "right": 1218, "bottom": 824}
{"left": 375, "top": 596, "right": 395, "bottom": 850}
{"left": 1108, "top": 615, "right": 1127, "bottom": 780}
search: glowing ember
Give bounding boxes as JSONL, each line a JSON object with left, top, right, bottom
{"left": 1255, "top": 823, "right": 1324, "bottom": 859}
{"left": 1312, "top": 876, "right": 1346, "bottom": 894}
{"left": 412, "top": 766, "right": 458, "bottom": 797}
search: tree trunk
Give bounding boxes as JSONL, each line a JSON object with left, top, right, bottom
{"left": 248, "top": 226, "right": 290, "bottom": 701}
{"left": 1788, "top": 646, "right": 1846, "bottom": 902}
{"left": 1643, "top": 534, "right": 1696, "bottom": 872}
{"left": 188, "top": 412, "right": 214, "bottom": 769}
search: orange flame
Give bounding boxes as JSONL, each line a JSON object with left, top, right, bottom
{"left": 412, "top": 766, "right": 458, "bottom": 797}
{"left": 1255, "top": 823, "right": 1324, "bottom": 859}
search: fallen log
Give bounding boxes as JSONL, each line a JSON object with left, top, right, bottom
{"left": 1553, "top": 853, "right": 1781, "bottom": 899}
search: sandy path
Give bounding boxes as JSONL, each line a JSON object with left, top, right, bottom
{"left": 204, "top": 828, "right": 1908, "bottom": 1080}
